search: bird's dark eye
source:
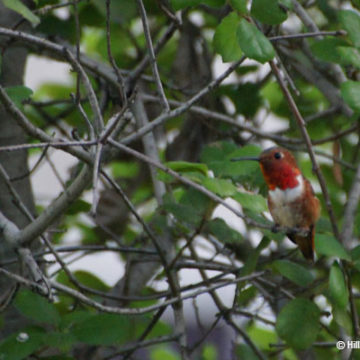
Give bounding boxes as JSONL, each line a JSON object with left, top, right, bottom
{"left": 274, "top": 152, "right": 282, "bottom": 159}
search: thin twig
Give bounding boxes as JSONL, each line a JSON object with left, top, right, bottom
{"left": 73, "top": 0, "right": 81, "bottom": 104}
{"left": 49, "top": 271, "right": 266, "bottom": 315}
{"left": 18, "top": 165, "right": 93, "bottom": 245}
{"left": 131, "top": 96, "right": 166, "bottom": 204}
{"left": 45, "top": 152, "right": 66, "bottom": 189}
{"left": 127, "top": 21, "right": 177, "bottom": 93}
{"left": 136, "top": 0, "right": 170, "bottom": 112}
{"left": 70, "top": 92, "right": 95, "bottom": 140}
{"left": 341, "top": 163, "right": 360, "bottom": 248}
{"left": 105, "top": 0, "right": 127, "bottom": 105}
{"left": 121, "top": 306, "right": 167, "bottom": 360}
{"left": 106, "top": 335, "right": 180, "bottom": 359}
{"left": 0, "top": 140, "right": 97, "bottom": 152}
{"left": 91, "top": 143, "right": 103, "bottom": 215}
{"left": 98, "top": 106, "right": 128, "bottom": 144}
{"left": 63, "top": 48, "right": 104, "bottom": 133}
{"left": 269, "top": 30, "right": 346, "bottom": 42}
{"left": 345, "top": 266, "right": 360, "bottom": 339}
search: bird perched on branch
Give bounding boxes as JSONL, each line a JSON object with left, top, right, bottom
{"left": 232, "top": 147, "right": 320, "bottom": 261}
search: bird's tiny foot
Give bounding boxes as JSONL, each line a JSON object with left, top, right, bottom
{"left": 271, "top": 224, "right": 281, "bottom": 233}
{"left": 288, "top": 226, "right": 309, "bottom": 237}
{"left": 287, "top": 226, "right": 300, "bottom": 236}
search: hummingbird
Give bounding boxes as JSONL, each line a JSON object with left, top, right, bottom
{"left": 232, "top": 147, "right": 320, "bottom": 261}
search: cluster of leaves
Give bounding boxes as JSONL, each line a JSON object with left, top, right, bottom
{"left": 2, "top": 0, "right": 360, "bottom": 359}
{"left": 0, "top": 288, "right": 175, "bottom": 360}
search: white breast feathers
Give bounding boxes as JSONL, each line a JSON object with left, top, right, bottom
{"left": 268, "top": 174, "right": 304, "bottom": 205}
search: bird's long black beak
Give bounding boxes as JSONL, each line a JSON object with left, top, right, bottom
{"left": 231, "top": 156, "right": 260, "bottom": 162}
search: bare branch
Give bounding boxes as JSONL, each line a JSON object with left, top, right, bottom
{"left": 50, "top": 271, "right": 266, "bottom": 315}
{"left": 64, "top": 49, "right": 104, "bottom": 133}
{"left": 269, "top": 30, "right": 346, "bottom": 42}
{"left": 136, "top": 0, "right": 170, "bottom": 112}
{"left": 91, "top": 143, "right": 103, "bottom": 215}
{"left": 18, "top": 165, "right": 92, "bottom": 245}
{"left": 105, "top": 0, "right": 127, "bottom": 104}
{"left": 341, "top": 163, "right": 360, "bottom": 248}
{"left": 105, "top": 334, "right": 180, "bottom": 359}
{"left": 131, "top": 96, "right": 166, "bottom": 203}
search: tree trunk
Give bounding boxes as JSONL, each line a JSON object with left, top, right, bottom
{"left": 0, "top": 0, "right": 37, "bottom": 337}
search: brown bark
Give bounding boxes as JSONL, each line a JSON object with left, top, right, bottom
{"left": 0, "top": 0, "right": 37, "bottom": 337}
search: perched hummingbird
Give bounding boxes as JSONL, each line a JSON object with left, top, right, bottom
{"left": 232, "top": 147, "right": 321, "bottom": 261}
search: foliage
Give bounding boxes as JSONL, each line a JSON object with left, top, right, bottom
{"left": 0, "top": 0, "right": 359, "bottom": 359}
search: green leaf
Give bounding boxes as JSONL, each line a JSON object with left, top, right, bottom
{"left": 92, "top": 0, "right": 137, "bottom": 24}
{"left": 332, "top": 307, "right": 352, "bottom": 334}
{"left": 78, "top": 223, "right": 100, "bottom": 245}
{"left": 67, "top": 199, "right": 91, "bottom": 215}
{"left": 218, "top": 83, "right": 262, "bottom": 117}
{"left": 276, "top": 298, "right": 320, "bottom": 350}
{"left": 61, "top": 310, "right": 94, "bottom": 329}
{"left": 0, "top": 327, "right": 45, "bottom": 360}
{"left": 165, "top": 161, "right": 208, "bottom": 176}
{"left": 310, "top": 38, "right": 349, "bottom": 64}
{"left": 339, "top": 10, "right": 360, "bottom": 48}
{"left": 236, "top": 19, "right": 275, "bottom": 63}
{"left": 315, "top": 234, "right": 351, "bottom": 260}
{"left": 237, "top": 285, "right": 257, "bottom": 306}
{"left": 45, "top": 331, "right": 77, "bottom": 352}
{"left": 280, "top": 0, "right": 293, "bottom": 9}
{"left": 5, "top": 86, "right": 33, "bottom": 108}
{"left": 203, "top": 177, "right": 237, "bottom": 196}
{"left": 15, "top": 290, "right": 61, "bottom": 326}
{"left": 72, "top": 270, "right": 110, "bottom": 292}
{"left": 205, "top": 217, "right": 243, "bottom": 244}
{"left": 236, "top": 344, "right": 258, "bottom": 360}
{"left": 150, "top": 347, "right": 180, "bottom": 360}
{"left": 273, "top": 260, "right": 314, "bottom": 287}
{"left": 202, "top": 344, "right": 217, "bottom": 360}
{"left": 247, "top": 324, "right": 277, "bottom": 350}
{"left": 180, "top": 187, "right": 213, "bottom": 213}
{"left": 241, "top": 236, "right": 271, "bottom": 275}
{"left": 251, "top": 0, "right": 287, "bottom": 25}
{"left": 169, "top": 0, "right": 201, "bottom": 10}
{"left": 352, "top": 0, "right": 360, "bottom": 10}
{"left": 213, "top": 12, "right": 243, "bottom": 62}
{"left": 163, "top": 201, "right": 202, "bottom": 226}
{"left": 72, "top": 313, "right": 130, "bottom": 345}
{"left": 229, "top": 0, "right": 247, "bottom": 13}
{"left": 261, "top": 81, "right": 289, "bottom": 117}
{"left": 158, "top": 162, "right": 208, "bottom": 184}
{"left": 329, "top": 261, "right": 348, "bottom": 309}
{"left": 110, "top": 161, "right": 139, "bottom": 178}
{"left": 352, "top": 244, "right": 360, "bottom": 261}
{"left": 341, "top": 81, "right": 360, "bottom": 112}
{"left": 233, "top": 192, "right": 267, "bottom": 213}
{"left": 337, "top": 46, "right": 360, "bottom": 68}
{"left": 201, "top": 143, "right": 263, "bottom": 185}
{"left": 2, "top": 0, "right": 40, "bottom": 26}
